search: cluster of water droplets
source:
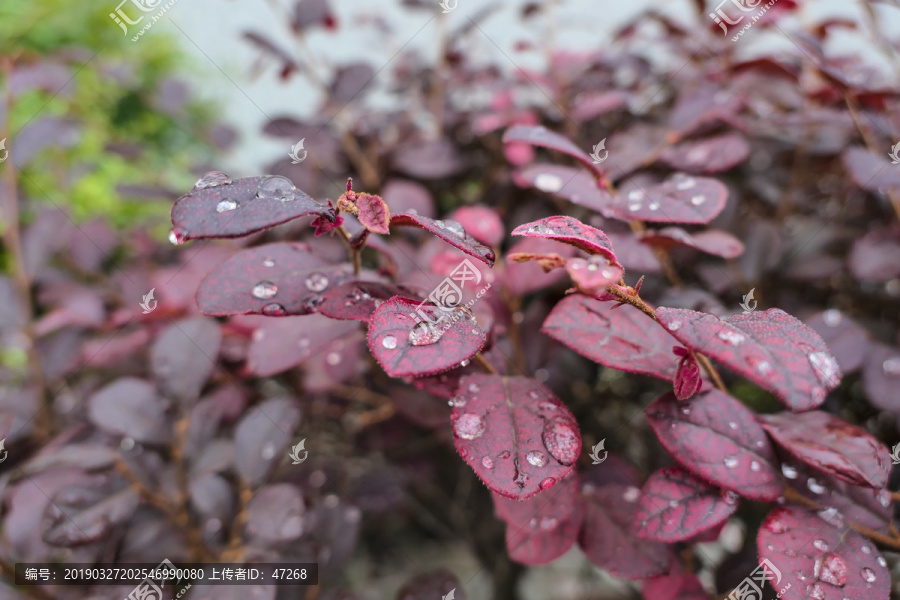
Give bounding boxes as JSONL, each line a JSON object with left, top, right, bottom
{"left": 409, "top": 320, "right": 444, "bottom": 346}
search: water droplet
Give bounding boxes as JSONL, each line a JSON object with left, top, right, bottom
{"left": 252, "top": 281, "right": 278, "bottom": 299}
{"left": 539, "top": 477, "right": 556, "bottom": 489}
{"left": 541, "top": 420, "right": 580, "bottom": 465}
{"left": 648, "top": 202, "right": 659, "bottom": 211}
{"left": 297, "top": 337, "right": 310, "bottom": 349}
{"left": 305, "top": 272, "right": 328, "bottom": 292}
{"left": 262, "top": 258, "right": 275, "bottom": 268}
{"left": 877, "top": 490, "right": 891, "bottom": 508}
{"left": 628, "top": 190, "right": 644, "bottom": 201}
{"left": 807, "top": 477, "right": 826, "bottom": 494}
{"left": 813, "top": 539, "right": 829, "bottom": 551}
{"left": 539, "top": 517, "right": 558, "bottom": 530}
{"left": 861, "top": 567, "right": 876, "bottom": 583}
{"left": 326, "top": 352, "right": 341, "bottom": 366}
{"left": 690, "top": 194, "right": 705, "bottom": 206}
{"left": 454, "top": 413, "right": 485, "bottom": 440}
{"left": 806, "top": 583, "right": 825, "bottom": 600}
{"left": 194, "top": 171, "right": 232, "bottom": 189}
{"left": 724, "top": 456, "right": 739, "bottom": 468}
{"left": 750, "top": 460, "right": 760, "bottom": 472}
{"left": 757, "top": 361, "right": 772, "bottom": 374}
{"left": 120, "top": 437, "right": 135, "bottom": 451}
{"left": 723, "top": 490, "right": 739, "bottom": 505}
{"left": 668, "top": 500, "right": 679, "bottom": 508}
{"left": 765, "top": 514, "right": 789, "bottom": 533}
{"left": 216, "top": 198, "right": 238, "bottom": 213}
{"left": 526, "top": 451, "right": 548, "bottom": 467}
{"left": 808, "top": 352, "right": 840, "bottom": 388}
{"left": 538, "top": 401, "right": 557, "bottom": 411}
{"left": 168, "top": 229, "right": 185, "bottom": 245}
{"left": 261, "top": 303, "right": 285, "bottom": 316}
{"left": 681, "top": 406, "right": 691, "bottom": 415}
{"left": 728, "top": 421, "right": 738, "bottom": 430}
{"left": 409, "top": 321, "right": 444, "bottom": 346}
{"left": 261, "top": 442, "right": 276, "bottom": 459}
{"left": 534, "top": 173, "right": 563, "bottom": 192}
{"left": 861, "top": 545, "right": 872, "bottom": 555}
{"left": 818, "top": 507, "right": 845, "bottom": 528}
{"left": 460, "top": 359, "right": 470, "bottom": 367}
{"left": 451, "top": 396, "right": 466, "bottom": 408}
{"left": 883, "top": 357, "right": 900, "bottom": 377}
{"left": 781, "top": 464, "right": 799, "bottom": 479}
{"left": 667, "top": 321, "right": 682, "bottom": 331}
{"left": 499, "top": 451, "right": 511, "bottom": 459}
{"left": 628, "top": 203, "right": 642, "bottom": 212}
{"left": 676, "top": 177, "right": 696, "bottom": 190}
{"left": 257, "top": 175, "right": 296, "bottom": 201}
{"left": 877, "top": 556, "right": 887, "bottom": 568}
{"left": 717, "top": 329, "right": 745, "bottom": 345}
{"left": 623, "top": 486, "right": 640, "bottom": 502}
{"left": 823, "top": 309, "right": 842, "bottom": 327}
{"left": 444, "top": 220, "right": 465, "bottom": 237}
{"left": 468, "top": 383, "right": 480, "bottom": 393}
{"left": 481, "top": 456, "right": 494, "bottom": 469}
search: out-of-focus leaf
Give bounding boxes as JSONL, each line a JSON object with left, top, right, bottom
{"left": 234, "top": 398, "right": 302, "bottom": 486}
{"left": 42, "top": 479, "right": 139, "bottom": 547}
{"left": 88, "top": 378, "right": 170, "bottom": 444}
{"left": 390, "top": 213, "right": 495, "bottom": 266}
{"left": 604, "top": 174, "right": 728, "bottom": 224}
{"left": 245, "top": 484, "right": 306, "bottom": 542}
{"left": 150, "top": 317, "right": 222, "bottom": 404}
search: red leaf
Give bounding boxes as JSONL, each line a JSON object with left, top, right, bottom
{"left": 640, "top": 227, "right": 745, "bottom": 259}
{"left": 542, "top": 295, "right": 677, "bottom": 381}
{"left": 634, "top": 466, "right": 738, "bottom": 542}
{"left": 757, "top": 505, "right": 890, "bottom": 600}
{"left": 512, "top": 164, "right": 614, "bottom": 214}
{"left": 390, "top": 213, "right": 495, "bottom": 266}
{"left": 505, "top": 504, "right": 582, "bottom": 565}
{"left": 512, "top": 216, "right": 621, "bottom": 268}
{"left": 646, "top": 390, "right": 782, "bottom": 501}
{"left": 170, "top": 175, "right": 333, "bottom": 242}
{"left": 502, "top": 125, "right": 603, "bottom": 179}
{"left": 656, "top": 307, "right": 841, "bottom": 411}
{"left": 642, "top": 573, "right": 707, "bottom": 600}
{"left": 759, "top": 411, "right": 889, "bottom": 489}
{"left": 863, "top": 344, "right": 900, "bottom": 412}
{"left": 503, "top": 238, "right": 577, "bottom": 296}
{"left": 452, "top": 375, "right": 581, "bottom": 500}
{"left": 450, "top": 206, "right": 504, "bottom": 247}
{"left": 355, "top": 193, "right": 390, "bottom": 234}
{"left": 603, "top": 174, "right": 728, "bottom": 224}
{"left": 317, "top": 281, "right": 414, "bottom": 322}
{"left": 492, "top": 470, "right": 579, "bottom": 528}
{"left": 565, "top": 257, "right": 623, "bottom": 296}
{"left": 579, "top": 484, "right": 672, "bottom": 579}
{"left": 196, "top": 243, "right": 352, "bottom": 317}
{"left": 658, "top": 132, "right": 751, "bottom": 174}
{"left": 366, "top": 297, "right": 486, "bottom": 378}
{"left": 673, "top": 349, "right": 702, "bottom": 400}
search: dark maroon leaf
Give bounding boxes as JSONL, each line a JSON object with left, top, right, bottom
{"left": 604, "top": 174, "right": 728, "bottom": 224}
{"left": 330, "top": 63, "right": 373, "bottom": 104}
{"left": 641, "top": 573, "right": 707, "bottom": 600}
{"left": 579, "top": 484, "right": 672, "bottom": 579}
{"left": 673, "top": 347, "right": 702, "bottom": 400}
{"left": 452, "top": 374, "right": 580, "bottom": 500}
{"left": 805, "top": 309, "right": 870, "bottom": 374}
{"left": 391, "top": 385, "right": 451, "bottom": 428}
{"left": 503, "top": 125, "right": 603, "bottom": 175}
{"left": 542, "top": 295, "right": 677, "bottom": 380}
{"left": 243, "top": 33, "right": 298, "bottom": 79}
{"left": 382, "top": 179, "right": 435, "bottom": 218}
{"left": 292, "top": 0, "right": 336, "bottom": 31}
{"left": 759, "top": 411, "right": 889, "bottom": 489}
{"left": 246, "top": 314, "right": 357, "bottom": 376}
{"left": 245, "top": 484, "right": 306, "bottom": 542}
{"left": 512, "top": 216, "right": 621, "bottom": 268}
{"left": 197, "top": 242, "right": 352, "bottom": 317}
{"left": 450, "top": 206, "right": 504, "bottom": 247}
{"left": 757, "top": 505, "right": 890, "bottom": 600}
{"left": 492, "top": 470, "right": 579, "bottom": 527}
{"left": 848, "top": 227, "right": 900, "bottom": 282}
{"left": 634, "top": 466, "right": 738, "bottom": 542}
{"left": 234, "top": 397, "right": 302, "bottom": 486}
{"left": 171, "top": 175, "right": 332, "bottom": 242}
{"left": 356, "top": 193, "right": 390, "bottom": 234}
{"left": 150, "top": 317, "right": 222, "bottom": 404}
{"left": 317, "top": 281, "right": 415, "bottom": 322}
{"left": 391, "top": 138, "right": 464, "bottom": 179}
{"left": 863, "top": 344, "right": 900, "bottom": 413}
{"left": 658, "top": 132, "right": 751, "bottom": 174}
{"left": 512, "top": 164, "right": 615, "bottom": 214}
{"left": 366, "top": 297, "right": 486, "bottom": 378}
{"left": 646, "top": 390, "right": 782, "bottom": 501}
{"left": 88, "top": 378, "right": 170, "bottom": 444}
{"left": 668, "top": 88, "right": 742, "bottom": 136}
{"left": 390, "top": 213, "right": 495, "bottom": 267}
{"left": 42, "top": 479, "right": 139, "bottom": 546}
{"left": 505, "top": 504, "right": 582, "bottom": 565}
{"left": 655, "top": 307, "right": 841, "bottom": 411}
{"left": 842, "top": 146, "right": 900, "bottom": 192}
{"left": 640, "top": 227, "right": 745, "bottom": 259}
{"left": 395, "top": 570, "right": 465, "bottom": 600}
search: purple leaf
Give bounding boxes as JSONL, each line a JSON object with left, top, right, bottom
{"left": 579, "top": 484, "right": 672, "bottom": 579}
{"left": 502, "top": 125, "right": 604, "bottom": 179}
{"left": 863, "top": 344, "right": 900, "bottom": 413}
{"left": 565, "top": 257, "right": 624, "bottom": 296}
{"left": 848, "top": 227, "right": 900, "bottom": 282}
{"left": 391, "top": 138, "right": 464, "bottom": 179}
{"left": 245, "top": 314, "right": 357, "bottom": 376}
{"left": 450, "top": 206, "right": 505, "bottom": 247}
{"left": 245, "top": 484, "right": 306, "bottom": 542}
{"left": 658, "top": 132, "right": 751, "bottom": 174}
{"left": 356, "top": 193, "right": 390, "bottom": 234}
{"left": 234, "top": 397, "right": 302, "bottom": 486}
{"left": 452, "top": 374, "right": 581, "bottom": 500}
{"left": 512, "top": 216, "right": 621, "bottom": 268}
{"left": 805, "top": 309, "right": 870, "bottom": 374}
{"left": 757, "top": 505, "right": 890, "bottom": 600}
{"left": 542, "top": 295, "right": 677, "bottom": 381}
{"left": 492, "top": 471, "right": 579, "bottom": 528}
{"left": 512, "top": 164, "right": 615, "bottom": 214}
{"left": 634, "top": 466, "right": 738, "bottom": 542}
{"left": 604, "top": 174, "right": 728, "bottom": 224}
{"left": 640, "top": 227, "right": 745, "bottom": 259}
{"left": 655, "top": 307, "right": 841, "bottom": 411}
{"left": 197, "top": 243, "right": 352, "bottom": 317}
{"left": 170, "top": 175, "right": 333, "bottom": 241}
{"left": 88, "top": 378, "right": 170, "bottom": 444}
{"left": 150, "top": 317, "right": 222, "bottom": 404}
{"left": 366, "top": 297, "right": 486, "bottom": 378}
{"left": 504, "top": 238, "right": 577, "bottom": 296}
{"left": 390, "top": 213, "right": 495, "bottom": 267}
{"left": 317, "top": 281, "right": 415, "bottom": 322}
{"left": 42, "top": 479, "right": 140, "bottom": 547}
{"left": 505, "top": 504, "right": 582, "bottom": 565}
{"left": 759, "top": 411, "right": 890, "bottom": 489}
{"left": 330, "top": 63, "right": 373, "bottom": 104}
{"left": 646, "top": 390, "right": 782, "bottom": 501}
{"left": 292, "top": 0, "right": 337, "bottom": 31}
{"left": 842, "top": 146, "right": 900, "bottom": 192}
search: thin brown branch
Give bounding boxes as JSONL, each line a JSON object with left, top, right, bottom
{"left": 334, "top": 224, "right": 361, "bottom": 274}
{"left": 474, "top": 352, "right": 498, "bottom": 375}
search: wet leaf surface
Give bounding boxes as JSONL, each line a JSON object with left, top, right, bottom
{"left": 492, "top": 470, "right": 579, "bottom": 527}
{"left": 512, "top": 163, "right": 615, "bottom": 214}
{"left": 805, "top": 310, "right": 870, "bottom": 374}
{"left": 450, "top": 205, "right": 505, "bottom": 247}
{"left": 234, "top": 397, "right": 302, "bottom": 486}
{"left": 356, "top": 193, "right": 390, "bottom": 234}
{"left": 759, "top": 411, "right": 889, "bottom": 489}
{"left": 246, "top": 314, "right": 357, "bottom": 376}
{"left": 512, "top": 216, "right": 621, "bottom": 267}
{"left": 170, "top": 175, "right": 332, "bottom": 241}
{"left": 390, "top": 213, "right": 495, "bottom": 266}
{"left": 197, "top": 242, "right": 352, "bottom": 317}
{"left": 658, "top": 132, "right": 751, "bottom": 174}
{"left": 634, "top": 466, "right": 738, "bottom": 542}
{"left": 565, "top": 257, "right": 624, "bottom": 296}
{"left": 317, "top": 280, "right": 415, "bottom": 322}
{"left": 655, "top": 307, "right": 841, "bottom": 411}
{"left": 366, "top": 296, "right": 486, "bottom": 378}
{"left": 505, "top": 503, "right": 582, "bottom": 565}
{"left": 542, "top": 295, "right": 677, "bottom": 380}
{"left": 150, "top": 317, "right": 222, "bottom": 404}
{"left": 646, "top": 390, "right": 782, "bottom": 501}
{"left": 88, "top": 378, "right": 170, "bottom": 444}
{"left": 452, "top": 374, "right": 581, "bottom": 500}
{"left": 604, "top": 174, "right": 728, "bottom": 224}
{"left": 757, "top": 505, "right": 890, "bottom": 600}
{"left": 503, "top": 124, "right": 603, "bottom": 177}
{"left": 640, "top": 227, "right": 745, "bottom": 259}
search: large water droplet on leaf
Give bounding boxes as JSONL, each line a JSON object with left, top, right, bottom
{"left": 813, "top": 539, "right": 830, "bottom": 551}
{"left": 861, "top": 567, "right": 877, "bottom": 583}
{"left": 861, "top": 545, "right": 872, "bottom": 554}
{"left": 252, "top": 281, "right": 278, "bottom": 299}
{"left": 750, "top": 460, "right": 760, "bottom": 472}
{"left": 676, "top": 177, "right": 696, "bottom": 190}
{"left": 534, "top": 173, "right": 563, "bottom": 192}
{"left": 723, "top": 456, "right": 739, "bottom": 468}
{"left": 667, "top": 321, "right": 682, "bottom": 331}
{"left": 877, "top": 556, "right": 887, "bottom": 568}
{"left": 690, "top": 194, "right": 706, "bottom": 206}
{"left": 168, "top": 229, "right": 185, "bottom": 245}
{"left": 807, "top": 583, "right": 825, "bottom": 600}
{"left": 261, "top": 303, "right": 285, "bottom": 316}
{"left": 305, "top": 272, "right": 329, "bottom": 292}
{"left": 381, "top": 335, "right": 397, "bottom": 349}
{"left": 541, "top": 420, "right": 579, "bottom": 465}
{"left": 409, "top": 321, "right": 444, "bottom": 346}
{"left": 454, "top": 413, "right": 485, "bottom": 440}
{"left": 526, "top": 451, "right": 548, "bottom": 467}
{"left": 816, "top": 552, "right": 848, "bottom": 587}
{"left": 808, "top": 352, "right": 840, "bottom": 387}
{"left": 194, "top": 171, "right": 232, "bottom": 189}
{"left": 444, "top": 219, "right": 465, "bottom": 237}
{"left": 807, "top": 477, "right": 826, "bottom": 495}
{"left": 781, "top": 464, "right": 799, "bottom": 479}
{"left": 216, "top": 198, "right": 238, "bottom": 213}
{"left": 257, "top": 175, "right": 295, "bottom": 201}
{"left": 764, "top": 515, "right": 789, "bottom": 534}
{"left": 481, "top": 456, "right": 494, "bottom": 469}
{"left": 717, "top": 329, "right": 745, "bottom": 345}
{"left": 539, "top": 477, "right": 555, "bottom": 490}
{"left": 262, "top": 258, "right": 275, "bottom": 268}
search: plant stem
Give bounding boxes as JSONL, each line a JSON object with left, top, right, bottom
{"left": 335, "top": 224, "right": 361, "bottom": 274}
{"left": 474, "top": 352, "right": 498, "bottom": 375}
